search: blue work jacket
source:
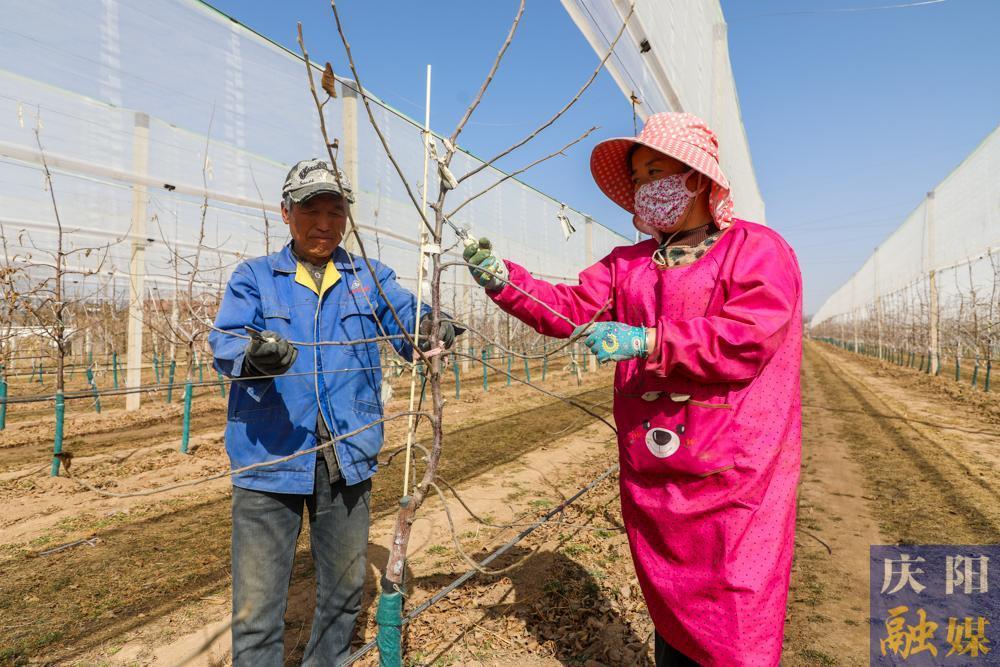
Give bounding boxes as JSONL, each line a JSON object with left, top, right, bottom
{"left": 209, "top": 243, "right": 426, "bottom": 493}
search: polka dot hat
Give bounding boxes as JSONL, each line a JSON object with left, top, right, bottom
{"left": 590, "top": 112, "right": 735, "bottom": 227}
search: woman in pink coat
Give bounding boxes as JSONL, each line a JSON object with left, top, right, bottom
{"left": 464, "top": 112, "right": 802, "bottom": 666}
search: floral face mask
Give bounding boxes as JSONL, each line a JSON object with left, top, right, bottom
{"left": 633, "top": 170, "right": 706, "bottom": 233}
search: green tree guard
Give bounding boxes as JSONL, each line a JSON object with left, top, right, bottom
{"left": 972, "top": 358, "right": 979, "bottom": 388}
{"left": 180, "top": 381, "right": 193, "bottom": 453}
{"left": 0, "top": 374, "right": 7, "bottom": 432}
{"left": 217, "top": 370, "right": 226, "bottom": 398}
{"left": 51, "top": 391, "right": 65, "bottom": 476}
{"left": 955, "top": 356, "right": 961, "bottom": 382}
{"left": 524, "top": 357, "right": 531, "bottom": 384}
{"left": 481, "top": 349, "right": 488, "bottom": 392}
{"left": 153, "top": 354, "right": 161, "bottom": 383}
{"left": 506, "top": 353, "right": 512, "bottom": 386}
{"left": 374, "top": 587, "right": 403, "bottom": 666}
{"left": 86, "top": 367, "right": 101, "bottom": 414}
{"left": 985, "top": 359, "right": 992, "bottom": 392}
{"left": 198, "top": 361, "right": 204, "bottom": 384}
{"left": 452, "top": 353, "right": 460, "bottom": 400}
{"left": 542, "top": 342, "right": 548, "bottom": 380}
{"left": 112, "top": 351, "right": 120, "bottom": 390}
{"left": 166, "top": 360, "right": 177, "bottom": 403}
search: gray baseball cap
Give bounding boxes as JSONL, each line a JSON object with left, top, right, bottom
{"left": 282, "top": 159, "right": 355, "bottom": 204}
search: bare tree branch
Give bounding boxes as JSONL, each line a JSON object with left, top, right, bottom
{"left": 448, "top": 0, "right": 525, "bottom": 150}
{"left": 321, "top": 7, "right": 435, "bottom": 237}
{"left": 446, "top": 125, "right": 598, "bottom": 219}
{"left": 456, "top": 1, "right": 635, "bottom": 185}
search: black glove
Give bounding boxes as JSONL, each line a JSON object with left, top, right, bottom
{"left": 417, "top": 314, "right": 456, "bottom": 352}
{"left": 244, "top": 330, "right": 298, "bottom": 377}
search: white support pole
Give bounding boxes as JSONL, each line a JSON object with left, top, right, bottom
{"left": 874, "top": 245, "right": 883, "bottom": 359}
{"left": 125, "top": 112, "right": 149, "bottom": 411}
{"left": 401, "top": 64, "right": 432, "bottom": 499}
{"left": 711, "top": 21, "right": 729, "bottom": 129}
{"left": 584, "top": 215, "right": 597, "bottom": 372}
{"left": 925, "top": 191, "right": 940, "bottom": 373}
{"left": 461, "top": 272, "right": 472, "bottom": 373}
{"left": 341, "top": 79, "right": 360, "bottom": 255}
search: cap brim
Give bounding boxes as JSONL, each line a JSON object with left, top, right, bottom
{"left": 286, "top": 183, "right": 354, "bottom": 204}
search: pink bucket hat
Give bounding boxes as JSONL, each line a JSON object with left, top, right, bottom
{"left": 590, "top": 112, "right": 735, "bottom": 228}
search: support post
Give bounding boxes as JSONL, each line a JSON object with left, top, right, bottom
{"left": 341, "top": 79, "right": 361, "bottom": 255}
{"left": 925, "top": 191, "right": 940, "bottom": 375}
{"left": 126, "top": 111, "right": 150, "bottom": 411}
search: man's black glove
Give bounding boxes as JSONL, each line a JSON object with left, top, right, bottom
{"left": 244, "top": 330, "right": 298, "bottom": 377}
{"left": 417, "top": 314, "right": 457, "bottom": 353}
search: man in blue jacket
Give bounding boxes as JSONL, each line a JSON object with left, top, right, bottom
{"left": 210, "top": 159, "right": 455, "bottom": 665}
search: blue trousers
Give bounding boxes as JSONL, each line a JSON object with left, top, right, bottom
{"left": 231, "top": 460, "right": 371, "bottom": 666}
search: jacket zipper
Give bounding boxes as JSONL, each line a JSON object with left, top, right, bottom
{"left": 313, "top": 291, "right": 344, "bottom": 475}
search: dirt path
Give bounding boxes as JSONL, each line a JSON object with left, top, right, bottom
{"left": 3, "top": 341, "right": 998, "bottom": 665}
{"left": 783, "top": 341, "right": 1000, "bottom": 666}
{"left": 97, "top": 420, "right": 647, "bottom": 667}
{"left": 0, "top": 369, "right": 613, "bottom": 664}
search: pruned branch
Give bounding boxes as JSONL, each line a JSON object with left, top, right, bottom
{"left": 448, "top": 0, "right": 525, "bottom": 151}
{"left": 457, "top": 1, "right": 635, "bottom": 185}
{"left": 446, "top": 125, "right": 598, "bottom": 219}
{"left": 320, "top": 7, "right": 435, "bottom": 237}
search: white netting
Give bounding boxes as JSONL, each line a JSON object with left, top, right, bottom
{"left": 561, "top": 0, "right": 766, "bottom": 224}
{"left": 0, "top": 0, "right": 629, "bottom": 309}
{"left": 812, "top": 125, "right": 1000, "bottom": 328}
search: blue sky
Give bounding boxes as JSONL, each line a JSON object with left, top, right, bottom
{"left": 208, "top": 0, "right": 999, "bottom": 316}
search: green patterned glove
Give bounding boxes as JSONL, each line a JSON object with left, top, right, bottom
{"left": 462, "top": 237, "right": 508, "bottom": 291}
{"left": 417, "top": 313, "right": 456, "bottom": 352}
{"left": 575, "top": 322, "right": 648, "bottom": 363}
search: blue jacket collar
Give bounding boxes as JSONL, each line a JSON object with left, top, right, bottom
{"left": 268, "top": 242, "right": 358, "bottom": 274}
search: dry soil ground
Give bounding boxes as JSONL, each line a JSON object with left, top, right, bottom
{"left": 1, "top": 340, "right": 997, "bottom": 666}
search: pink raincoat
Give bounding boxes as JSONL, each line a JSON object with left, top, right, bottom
{"left": 489, "top": 219, "right": 802, "bottom": 666}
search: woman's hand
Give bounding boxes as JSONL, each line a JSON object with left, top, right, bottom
{"left": 462, "top": 237, "right": 508, "bottom": 291}
{"left": 574, "top": 322, "right": 652, "bottom": 363}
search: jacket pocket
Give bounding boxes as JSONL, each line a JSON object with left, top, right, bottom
{"left": 261, "top": 302, "right": 292, "bottom": 337}
{"left": 617, "top": 392, "right": 736, "bottom": 479}
{"left": 340, "top": 297, "right": 379, "bottom": 357}
{"left": 232, "top": 402, "right": 282, "bottom": 423}
{"left": 354, "top": 398, "right": 383, "bottom": 417}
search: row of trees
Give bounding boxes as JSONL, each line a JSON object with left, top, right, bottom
{"left": 810, "top": 251, "right": 999, "bottom": 384}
